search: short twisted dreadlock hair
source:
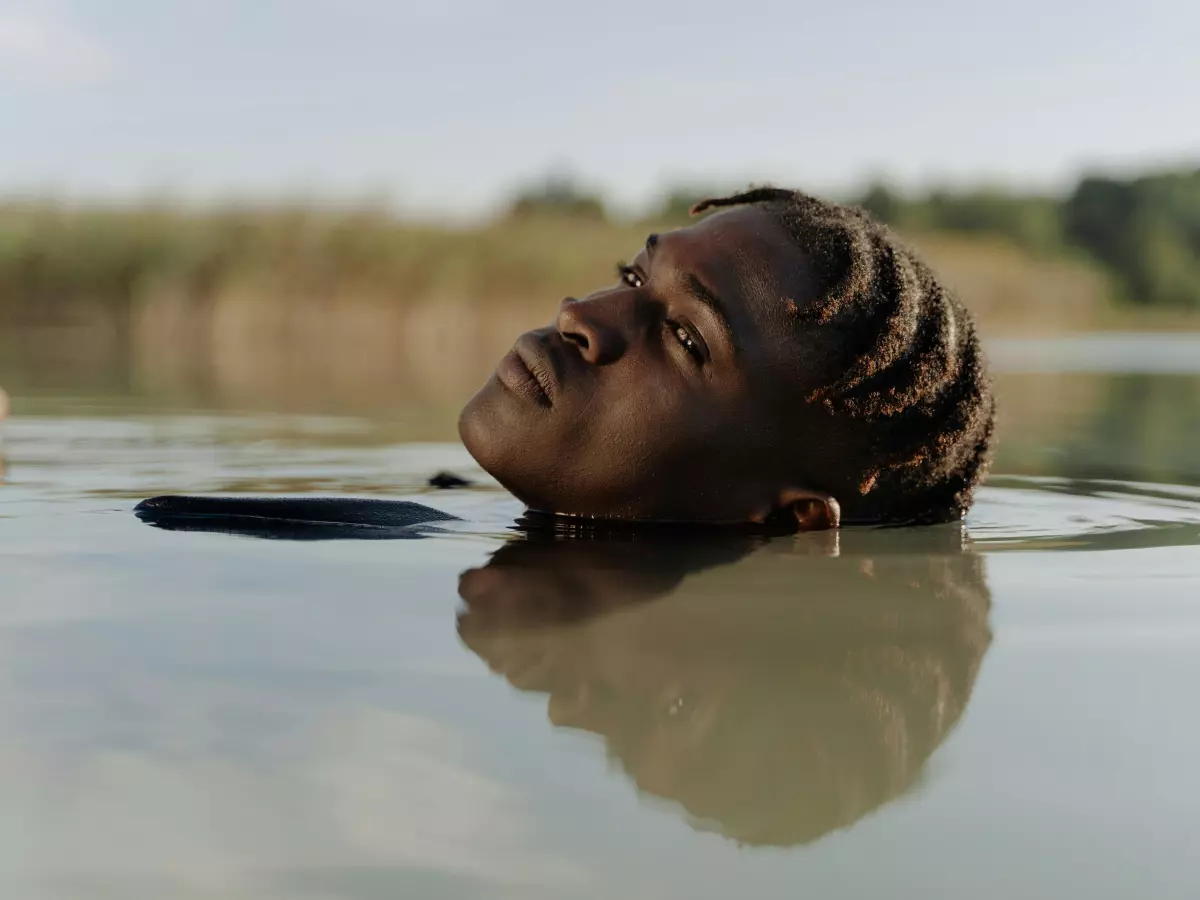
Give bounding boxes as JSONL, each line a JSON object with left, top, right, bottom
{"left": 692, "top": 188, "right": 995, "bottom": 525}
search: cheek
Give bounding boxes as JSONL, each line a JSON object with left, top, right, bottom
{"left": 575, "top": 374, "right": 705, "bottom": 459}
{"left": 575, "top": 381, "right": 759, "bottom": 507}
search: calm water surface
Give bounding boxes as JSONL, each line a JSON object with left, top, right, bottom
{"left": 2, "top": 335, "right": 1200, "bottom": 899}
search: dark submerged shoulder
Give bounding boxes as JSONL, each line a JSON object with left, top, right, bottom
{"left": 135, "top": 495, "right": 458, "bottom": 530}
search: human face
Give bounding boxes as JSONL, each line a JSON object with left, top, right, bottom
{"left": 458, "top": 205, "right": 844, "bottom": 524}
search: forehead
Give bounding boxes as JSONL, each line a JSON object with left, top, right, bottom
{"left": 658, "top": 205, "right": 806, "bottom": 289}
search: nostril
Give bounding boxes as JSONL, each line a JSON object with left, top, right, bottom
{"left": 556, "top": 297, "right": 593, "bottom": 353}
{"left": 556, "top": 295, "right": 621, "bottom": 364}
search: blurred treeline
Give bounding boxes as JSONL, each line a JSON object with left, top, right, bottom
{"left": 0, "top": 165, "right": 1196, "bottom": 337}
{"left": 0, "top": 168, "right": 1195, "bottom": 421}
{"left": 646, "top": 167, "right": 1200, "bottom": 310}
{"left": 854, "top": 169, "right": 1200, "bottom": 309}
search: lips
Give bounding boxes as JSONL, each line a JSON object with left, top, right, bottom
{"left": 497, "top": 336, "right": 556, "bottom": 407}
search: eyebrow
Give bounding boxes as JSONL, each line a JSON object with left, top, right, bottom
{"left": 684, "top": 272, "right": 739, "bottom": 353}
{"left": 643, "top": 232, "right": 738, "bottom": 352}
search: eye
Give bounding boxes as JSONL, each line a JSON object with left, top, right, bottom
{"left": 667, "top": 319, "right": 704, "bottom": 363}
{"left": 616, "top": 263, "right": 644, "bottom": 288}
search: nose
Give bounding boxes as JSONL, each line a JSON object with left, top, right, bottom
{"left": 555, "top": 295, "right": 627, "bottom": 365}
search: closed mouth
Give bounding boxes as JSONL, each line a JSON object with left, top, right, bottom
{"left": 497, "top": 340, "right": 555, "bottom": 407}
{"left": 518, "top": 340, "right": 557, "bottom": 404}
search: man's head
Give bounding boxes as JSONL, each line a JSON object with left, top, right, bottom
{"left": 458, "top": 188, "right": 995, "bottom": 527}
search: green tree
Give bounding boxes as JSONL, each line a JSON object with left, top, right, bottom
{"left": 1064, "top": 170, "right": 1200, "bottom": 307}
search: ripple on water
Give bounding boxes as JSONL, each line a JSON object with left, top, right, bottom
{"left": 5, "top": 413, "right": 1200, "bottom": 554}
{"left": 968, "top": 476, "right": 1200, "bottom": 553}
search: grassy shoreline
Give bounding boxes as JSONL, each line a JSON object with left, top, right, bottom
{"left": 3, "top": 200, "right": 1199, "bottom": 417}
{"left": 0, "top": 200, "right": 1152, "bottom": 329}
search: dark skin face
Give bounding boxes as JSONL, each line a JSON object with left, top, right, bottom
{"left": 458, "top": 206, "right": 850, "bottom": 528}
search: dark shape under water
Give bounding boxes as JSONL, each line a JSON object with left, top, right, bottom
{"left": 134, "top": 495, "right": 457, "bottom": 540}
{"left": 132, "top": 495, "right": 812, "bottom": 540}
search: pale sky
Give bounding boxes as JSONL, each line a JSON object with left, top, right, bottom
{"left": 1, "top": 0, "right": 1197, "bottom": 218}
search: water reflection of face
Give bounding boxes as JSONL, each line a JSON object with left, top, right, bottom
{"left": 457, "top": 528, "right": 991, "bottom": 847}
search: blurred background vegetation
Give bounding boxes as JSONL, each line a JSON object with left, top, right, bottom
{"left": 1, "top": 0, "right": 1197, "bottom": 488}
{"left": 3, "top": 166, "right": 1197, "bottom": 335}
{"left": 1, "top": 164, "right": 1197, "bottom": 421}
{"left": 855, "top": 168, "right": 1200, "bottom": 310}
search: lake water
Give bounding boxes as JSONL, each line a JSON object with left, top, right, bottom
{"left": 2, "top": 334, "right": 1200, "bottom": 899}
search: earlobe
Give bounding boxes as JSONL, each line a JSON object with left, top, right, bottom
{"left": 778, "top": 487, "right": 841, "bottom": 532}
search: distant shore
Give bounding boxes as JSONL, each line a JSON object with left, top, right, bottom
{"left": 2, "top": 195, "right": 1198, "bottom": 420}
{"left": 1, "top": 198, "right": 1182, "bottom": 334}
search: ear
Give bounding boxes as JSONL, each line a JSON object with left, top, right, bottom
{"left": 775, "top": 487, "right": 841, "bottom": 532}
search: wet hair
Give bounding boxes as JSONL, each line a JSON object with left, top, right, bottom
{"left": 693, "top": 188, "right": 995, "bottom": 524}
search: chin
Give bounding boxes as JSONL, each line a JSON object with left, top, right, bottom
{"left": 457, "top": 388, "right": 499, "bottom": 473}
{"left": 459, "top": 388, "right": 676, "bottom": 519}
{"left": 458, "top": 388, "right": 549, "bottom": 509}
